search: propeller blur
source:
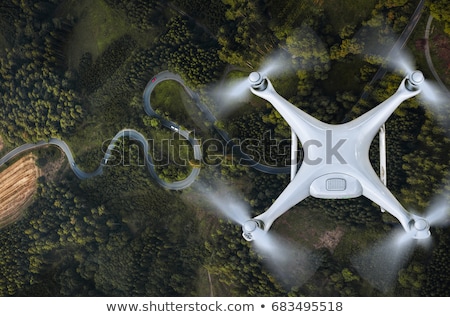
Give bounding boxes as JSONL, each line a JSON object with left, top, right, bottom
{"left": 194, "top": 180, "right": 320, "bottom": 288}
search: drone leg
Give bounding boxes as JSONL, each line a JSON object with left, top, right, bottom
{"left": 379, "top": 123, "right": 387, "bottom": 213}
{"left": 290, "top": 129, "right": 299, "bottom": 181}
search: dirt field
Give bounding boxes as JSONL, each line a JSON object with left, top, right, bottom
{"left": 0, "top": 154, "right": 41, "bottom": 228}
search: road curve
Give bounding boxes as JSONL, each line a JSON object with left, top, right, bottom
{"left": 0, "top": 75, "right": 203, "bottom": 190}
{"left": 145, "top": 71, "right": 290, "bottom": 174}
{"left": 0, "top": 126, "right": 201, "bottom": 190}
{"left": 1, "top": 69, "right": 290, "bottom": 191}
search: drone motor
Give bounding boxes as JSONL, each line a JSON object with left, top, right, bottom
{"left": 408, "top": 217, "right": 431, "bottom": 239}
{"left": 248, "top": 72, "right": 268, "bottom": 91}
{"left": 405, "top": 71, "right": 425, "bottom": 91}
{"left": 242, "top": 219, "right": 264, "bottom": 241}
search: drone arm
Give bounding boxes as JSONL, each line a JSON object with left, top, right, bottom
{"left": 359, "top": 167, "right": 414, "bottom": 232}
{"left": 365, "top": 185, "right": 410, "bottom": 229}
{"left": 255, "top": 167, "right": 313, "bottom": 231}
{"left": 250, "top": 80, "right": 328, "bottom": 141}
{"left": 348, "top": 77, "right": 420, "bottom": 141}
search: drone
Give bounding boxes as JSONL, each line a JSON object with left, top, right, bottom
{"left": 202, "top": 46, "right": 449, "bottom": 289}
{"left": 241, "top": 70, "right": 432, "bottom": 241}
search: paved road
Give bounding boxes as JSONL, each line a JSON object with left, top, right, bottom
{"left": 0, "top": 127, "right": 200, "bottom": 190}
{"left": 1, "top": 69, "right": 290, "bottom": 192}
{"left": 142, "top": 76, "right": 203, "bottom": 188}
{"left": 0, "top": 75, "right": 204, "bottom": 190}
{"left": 145, "top": 71, "right": 290, "bottom": 174}
{"left": 0, "top": 141, "right": 47, "bottom": 166}
{"left": 0, "top": 138, "right": 103, "bottom": 179}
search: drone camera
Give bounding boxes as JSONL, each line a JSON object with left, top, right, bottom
{"left": 248, "top": 72, "right": 268, "bottom": 91}
{"left": 405, "top": 71, "right": 424, "bottom": 91}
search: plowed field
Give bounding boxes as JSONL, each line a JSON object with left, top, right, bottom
{"left": 0, "top": 154, "right": 40, "bottom": 228}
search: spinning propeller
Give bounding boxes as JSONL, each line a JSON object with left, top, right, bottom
{"left": 212, "top": 25, "right": 332, "bottom": 117}
{"left": 356, "top": 20, "right": 449, "bottom": 114}
{"left": 200, "top": 18, "right": 448, "bottom": 292}
{"left": 352, "top": 190, "right": 449, "bottom": 292}
{"left": 386, "top": 48, "right": 448, "bottom": 112}
{"left": 195, "top": 180, "right": 320, "bottom": 288}
{"left": 213, "top": 50, "right": 293, "bottom": 116}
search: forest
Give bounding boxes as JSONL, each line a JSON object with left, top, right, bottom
{"left": 0, "top": 0, "right": 449, "bottom": 296}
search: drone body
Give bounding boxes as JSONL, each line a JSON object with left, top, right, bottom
{"left": 241, "top": 71, "right": 431, "bottom": 241}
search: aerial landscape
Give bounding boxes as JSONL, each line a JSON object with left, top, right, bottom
{"left": 0, "top": 0, "right": 449, "bottom": 297}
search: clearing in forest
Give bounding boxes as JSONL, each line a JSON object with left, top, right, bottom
{"left": 0, "top": 154, "right": 41, "bottom": 228}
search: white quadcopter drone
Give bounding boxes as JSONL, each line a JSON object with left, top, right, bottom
{"left": 203, "top": 48, "right": 449, "bottom": 288}
{"left": 238, "top": 70, "right": 434, "bottom": 242}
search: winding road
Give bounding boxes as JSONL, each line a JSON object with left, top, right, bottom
{"left": 0, "top": 74, "right": 203, "bottom": 190}
{"left": 0, "top": 71, "right": 289, "bottom": 191}
{"left": 2, "top": 0, "right": 441, "bottom": 190}
{"left": 145, "top": 71, "right": 291, "bottom": 174}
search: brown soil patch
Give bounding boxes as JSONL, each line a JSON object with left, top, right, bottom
{"left": 313, "top": 227, "right": 345, "bottom": 252}
{"left": 270, "top": 205, "right": 347, "bottom": 253}
{"left": 0, "top": 154, "right": 41, "bottom": 228}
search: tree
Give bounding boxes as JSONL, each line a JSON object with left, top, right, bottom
{"left": 429, "top": 0, "right": 450, "bottom": 35}
{"left": 0, "top": 2, "right": 84, "bottom": 145}
{"left": 217, "top": 0, "right": 278, "bottom": 68}
{"left": 285, "top": 25, "right": 330, "bottom": 80}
